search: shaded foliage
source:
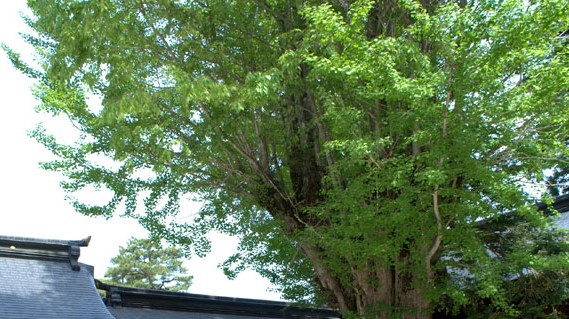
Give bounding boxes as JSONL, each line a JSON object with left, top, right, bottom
{"left": 464, "top": 225, "right": 569, "bottom": 318}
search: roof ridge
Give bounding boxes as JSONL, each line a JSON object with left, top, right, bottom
{"left": 0, "top": 235, "right": 91, "bottom": 271}
{"left": 0, "top": 235, "right": 91, "bottom": 247}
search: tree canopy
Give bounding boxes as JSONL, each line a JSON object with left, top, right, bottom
{"left": 6, "top": 0, "right": 569, "bottom": 318}
{"left": 103, "top": 237, "right": 192, "bottom": 292}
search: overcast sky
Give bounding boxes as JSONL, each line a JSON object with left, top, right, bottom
{"left": 0, "top": 0, "right": 280, "bottom": 301}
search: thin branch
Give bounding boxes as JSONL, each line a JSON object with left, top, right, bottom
{"left": 136, "top": 0, "right": 178, "bottom": 61}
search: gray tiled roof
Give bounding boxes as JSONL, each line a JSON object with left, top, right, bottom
{"left": 555, "top": 212, "right": 569, "bottom": 229}
{"left": 0, "top": 237, "right": 114, "bottom": 319}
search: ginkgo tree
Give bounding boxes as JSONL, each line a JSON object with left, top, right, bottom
{"left": 6, "top": 0, "right": 569, "bottom": 318}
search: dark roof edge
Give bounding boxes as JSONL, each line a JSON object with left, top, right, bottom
{"left": 0, "top": 235, "right": 91, "bottom": 271}
{"left": 97, "top": 281, "right": 340, "bottom": 318}
{"left": 477, "top": 194, "right": 569, "bottom": 230}
{"left": 536, "top": 193, "right": 569, "bottom": 215}
{"left": 97, "top": 280, "right": 291, "bottom": 306}
{"left": 0, "top": 235, "right": 91, "bottom": 248}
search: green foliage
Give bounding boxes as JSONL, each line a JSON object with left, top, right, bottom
{"left": 103, "top": 237, "right": 192, "bottom": 292}
{"left": 463, "top": 225, "right": 569, "bottom": 318}
{"left": 7, "top": 0, "right": 569, "bottom": 317}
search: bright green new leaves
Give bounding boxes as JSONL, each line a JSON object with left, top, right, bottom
{"left": 9, "top": 0, "right": 569, "bottom": 317}
{"left": 104, "top": 237, "right": 193, "bottom": 292}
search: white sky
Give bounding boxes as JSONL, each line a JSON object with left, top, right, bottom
{"left": 0, "top": 1, "right": 280, "bottom": 301}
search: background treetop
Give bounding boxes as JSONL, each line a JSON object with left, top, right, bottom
{"left": 103, "top": 236, "right": 193, "bottom": 292}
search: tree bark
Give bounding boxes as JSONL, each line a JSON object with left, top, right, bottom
{"left": 251, "top": 2, "right": 438, "bottom": 317}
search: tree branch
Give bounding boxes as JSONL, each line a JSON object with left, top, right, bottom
{"left": 426, "top": 188, "right": 442, "bottom": 277}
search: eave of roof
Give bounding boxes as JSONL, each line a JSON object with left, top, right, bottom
{"left": 536, "top": 193, "right": 569, "bottom": 215}
{"left": 477, "top": 194, "right": 569, "bottom": 231}
{"left": 98, "top": 281, "right": 340, "bottom": 319}
{"left": 0, "top": 235, "right": 92, "bottom": 271}
{"left": 0, "top": 235, "right": 91, "bottom": 248}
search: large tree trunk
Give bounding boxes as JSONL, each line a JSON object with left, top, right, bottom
{"left": 258, "top": 90, "right": 436, "bottom": 318}
{"left": 253, "top": 1, "right": 439, "bottom": 317}
{"left": 302, "top": 244, "right": 433, "bottom": 319}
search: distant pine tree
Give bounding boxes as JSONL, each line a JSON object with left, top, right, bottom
{"left": 103, "top": 237, "right": 192, "bottom": 292}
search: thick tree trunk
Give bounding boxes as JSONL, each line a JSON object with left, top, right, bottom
{"left": 370, "top": 271, "right": 429, "bottom": 319}
{"left": 299, "top": 242, "right": 432, "bottom": 319}
{"left": 251, "top": 2, "right": 438, "bottom": 316}
{"left": 256, "top": 66, "right": 434, "bottom": 319}
{"left": 255, "top": 96, "right": 435, "bottom": 319}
